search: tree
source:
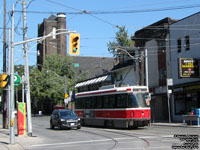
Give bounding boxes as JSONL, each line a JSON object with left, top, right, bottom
{"left": 107, "top": 26, "right": 133, "bottom": 56}
{"left": 29, "top": 54, "right": 76, "bottom": 114}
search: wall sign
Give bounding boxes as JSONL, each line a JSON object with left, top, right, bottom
{"left": 179, "top": 58, "right": 199, "bottom": 78}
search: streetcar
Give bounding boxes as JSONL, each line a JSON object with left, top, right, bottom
{"left": 75, "top": 85, "right": 151, "bottom": 128}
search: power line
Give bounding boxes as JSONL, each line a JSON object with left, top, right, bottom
{"left": 13, "top": 3, "right": 200, "bottom": 15}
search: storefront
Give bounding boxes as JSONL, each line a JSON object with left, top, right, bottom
{"left": 172, "top": 83, "right": 200, "bottom": 122}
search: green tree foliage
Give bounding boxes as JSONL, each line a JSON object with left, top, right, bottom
{"left": 107, "top": 26, "right": 133, "bottom": 56}
{"left": 29, "top": 54, "right": 76, "bottom": 114}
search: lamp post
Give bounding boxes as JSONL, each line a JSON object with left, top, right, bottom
{"left": 45, "top": 69, "right": 67, "bottom": 103}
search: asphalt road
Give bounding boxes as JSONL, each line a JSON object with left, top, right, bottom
{"left": 24, "top": 116, "right": 200, "bottom": 150}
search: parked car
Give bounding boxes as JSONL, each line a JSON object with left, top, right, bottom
{"left": 50, "top": 109, "right": 81, "bottom": 130}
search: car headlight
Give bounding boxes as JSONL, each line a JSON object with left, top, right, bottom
{"left": 78, "top": 118, "right": 80, "bottom": 121}
{"left": 60, "top": 119, "right": 65, "bottom": 121}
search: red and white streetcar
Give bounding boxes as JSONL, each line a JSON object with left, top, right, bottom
{"left": 75, "top": 85, "right": 151, "bottom": 128}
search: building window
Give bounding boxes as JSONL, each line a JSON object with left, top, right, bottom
{"left": 159, "top": 68, "right": 166, "bottom": 80}
{"left": 185, "top": 36, "right": 190, "bottom": 51}
{"left": 177, "top": 38, "right": 182, "bottom": 53}
{"left": 174, "top": 92, "right": 199, "bottom": 115}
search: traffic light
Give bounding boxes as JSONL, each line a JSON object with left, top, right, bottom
{"left": 69, "top": 33, "right": 80, "bottom": 55}
{"left": 0, "top": 73, "right": 9, "bottom": 88}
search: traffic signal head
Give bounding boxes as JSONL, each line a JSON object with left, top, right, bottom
{"left": 69, "top": 33, "right": 80, "bottom": 55}
{"left": 0, "top": 74, "right": 9, "bottom": 88}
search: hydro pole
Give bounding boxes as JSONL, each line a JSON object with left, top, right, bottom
{"left": 2, "top": 0, "right": 8, "bottom": 129}
{"left": 22, "top": 0, "right": 32, "bottom": 136}
{"left": 10, "top": 4, "right": 15, "bottom": 144}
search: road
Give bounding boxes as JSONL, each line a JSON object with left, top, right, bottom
{"left": 23, "top": 116, "right": 200, "bottom": 150}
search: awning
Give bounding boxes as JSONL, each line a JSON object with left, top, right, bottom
{"left": 75, "top": 75, "right": 111, "bottom": 88}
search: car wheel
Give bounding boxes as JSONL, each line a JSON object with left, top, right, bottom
{"left": 77, "top": 125, "right": 81, "bottom": 129}
{"left": 50, "top": 121, "right": 54, "bottom": 129}
{"left": 58, "top": 122, "right": 63, "bottom": 130}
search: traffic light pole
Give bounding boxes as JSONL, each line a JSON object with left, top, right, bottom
{"left": 22, "top": 0, "right": 32, "bottom": 136}
{"left": 8, "top": 3, "right": 76, "bottom": 142}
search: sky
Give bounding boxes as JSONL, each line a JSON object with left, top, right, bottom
{"left": 0, "top": 0, "right": 200, "bottom": 72}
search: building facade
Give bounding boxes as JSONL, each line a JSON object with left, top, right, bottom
{"left": 37, "top": 13, "right": 67, "bottom": 70}
{"left": 170, "top": 12, "right": 200, "bottom": 122}
{"left": 133, "top": 18, "right": 177, "bottom": 122}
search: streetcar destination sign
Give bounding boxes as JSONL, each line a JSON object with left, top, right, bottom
{"left": 179, "top": 58, "right": 199, "bottom": 78}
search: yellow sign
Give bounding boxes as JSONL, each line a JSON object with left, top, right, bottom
{"left": 0, "top": 74, "right": 9, "bottom": 88}
{"left": 10, "top": 118, "right": 14, "bottom": 127}
{"left": 65, "top": 93, "right": 69, "bottom": 98}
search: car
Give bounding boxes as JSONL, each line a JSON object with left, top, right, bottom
{"left": 50, "top": 109, "right": 81, "bottom": 130}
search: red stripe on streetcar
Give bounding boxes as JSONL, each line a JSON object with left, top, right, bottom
{"left": 75, "top": 109, "right": 151, "bottom": 119}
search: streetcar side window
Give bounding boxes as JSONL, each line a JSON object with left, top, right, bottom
{"left": 116, "top": 94, "right": 127, "bottom": 108}
{"left": 127, "top": 94, "right": 139, "bottom": 108}
{"left": 75, "top": 98, "right": 83, "bottom": 109}
{"left": 110, "top": 95, "right": 116, "bottom": 108}
{"left": 86, "top": 98, "right": 91, "bottom": 109}
{"left": 90, "top": 96, "right": 97, "bottom": 109}
{"left": 96, "top": 96, "right": 102, "bottom": 108}
{"left": 103, "top": 96, "right": 110, "bottom": 108}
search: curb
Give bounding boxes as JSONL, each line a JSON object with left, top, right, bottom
{"left": 150, "top": 123, "right": 200, "bottom": 128}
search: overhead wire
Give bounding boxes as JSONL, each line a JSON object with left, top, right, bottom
{"left": 3, "top": 1, "right": 200, "bottom": 63}
{"left": 14, "top": 3, "right": 200, "bottom": 15}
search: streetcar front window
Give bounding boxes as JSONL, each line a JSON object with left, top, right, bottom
{"left": 128, "top": 93, "right": 149, "bottom": 108}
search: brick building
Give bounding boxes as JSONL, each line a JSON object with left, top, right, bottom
{"left": 37, "top": 13, "right": 66, "bottom": 70}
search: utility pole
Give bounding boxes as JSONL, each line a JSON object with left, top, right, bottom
{"left": 22, "top": 0, "right": 32, "bottom": 136}
{"left": 8, "top": 28, "right": 12, "bottom": 143}
{"left": 10, "top": 4, "right": 15, "bottom": 144}
{"left": 2, "top": 0, "right": 8, "bottom": 129}
{"left": 145, "top": 49, "right": 149, "bottom": 88}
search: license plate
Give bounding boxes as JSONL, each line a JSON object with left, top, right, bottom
{"left": 70, "top": 123, "right": 75, "bottom": 126}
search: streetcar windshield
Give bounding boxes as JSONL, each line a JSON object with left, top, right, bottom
{"left": 128, "top": 93, "right": 149, "bottom": 107}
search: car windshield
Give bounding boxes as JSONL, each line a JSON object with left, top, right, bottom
{"left": 60, "top": 111, "right": 77, "bottom": 117}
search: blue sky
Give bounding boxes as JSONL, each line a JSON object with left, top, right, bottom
{"left": 0, "top": 0, "right": 200, "bottom": 72}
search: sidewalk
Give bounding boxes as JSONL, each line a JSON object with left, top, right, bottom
{"left": 151, "top": 122, "right": 200, "bottom": 128}
{"left": 0, "top": 128, "right": 43, "bottom": 150}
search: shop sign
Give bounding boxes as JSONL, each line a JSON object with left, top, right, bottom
{"left": 184, "top": 84, "right": 200, "bottom": 91}
{"left": 179, "top": 58, "right": 199, "bottom": 78}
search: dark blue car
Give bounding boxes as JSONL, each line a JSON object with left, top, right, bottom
{"left": 50, "top": 109, "right": 81, "bottom": 130}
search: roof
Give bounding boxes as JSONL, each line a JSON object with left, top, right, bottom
{"left": 75, "top": 75, "right": 111, "bottom": 88}
{"left": 47, "top": 15, "right": 57, "bottom": 21}
{"left": 135, "top": 17, "right": 178, "bottom": 36}
{"left": 72, "top": 56, "right": 114, "bottom": 79}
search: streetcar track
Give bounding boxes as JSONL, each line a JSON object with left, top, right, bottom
{"left": 92, "top": 128, "right": 150, "bottom": 149}
{"left": 80, "top": 128, "right": 150, "bottom": 150}
{"left": 79, "top": 129, "right": 118, "bottom": 150}
{"left": 104, "top": 129, "right": 150, "bottom": 150}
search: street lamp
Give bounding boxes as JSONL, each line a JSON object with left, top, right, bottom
{"left": 115, "top": 47, "right": 148, "bottom": 88}
{"left": 44, "top": 69, "right": 67, "bottom": 104}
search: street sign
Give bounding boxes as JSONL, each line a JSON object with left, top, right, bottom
{"left": 167, "top": 78, "right": 173, "bottom": 86}
{"left": 74, "top": 63, "right": 80, "bottom": 68}
{"left": 14, "top": 74, "right": 21, "bottom": 87}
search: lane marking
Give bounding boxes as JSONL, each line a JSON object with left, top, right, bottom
{"left": 28, "top": 137, "right": 140, "bottom": 148}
